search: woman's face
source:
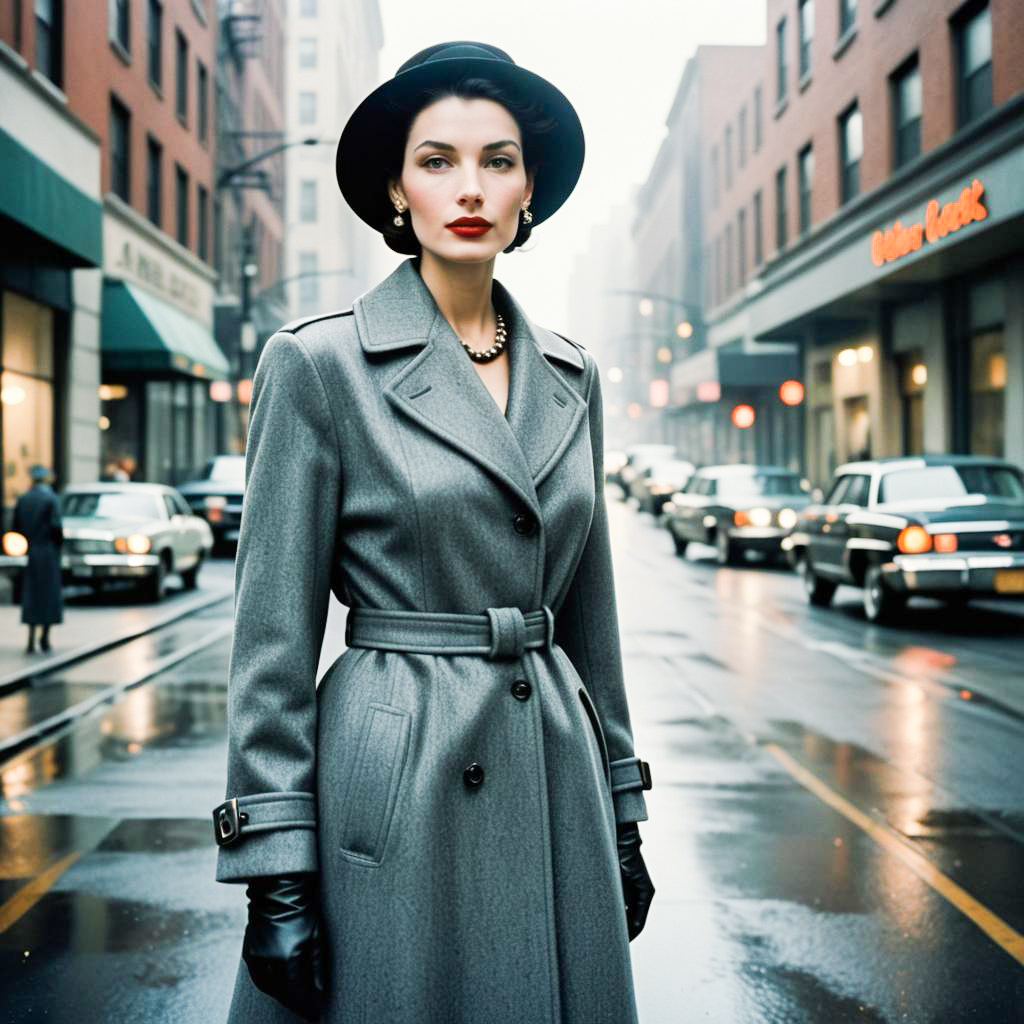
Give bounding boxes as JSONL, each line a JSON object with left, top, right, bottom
{"left": 391, "top": 95, "right": 534, "bottom": 264}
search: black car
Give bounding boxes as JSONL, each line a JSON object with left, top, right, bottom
{"left": 786, "top": 455, "right": 1024, "bottom": 623}
{"left": 176, "top": 455, "right": 246, "bottom": 550}
{"left": 664, "top": 464, "right": 811, "bottom": 565}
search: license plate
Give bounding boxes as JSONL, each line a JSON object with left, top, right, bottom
{"left": 994, "top": 569, "right": 1024, "bottom": 594}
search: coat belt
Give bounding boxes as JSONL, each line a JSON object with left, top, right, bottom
{"left": 345, "top": 606, "right": 556, "bottom": 660}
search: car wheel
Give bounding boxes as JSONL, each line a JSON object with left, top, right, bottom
{"left": 142, "top": 554, "right": 168, "bottom": 604}
{"left": 715, "top": 530, "right": 739, "bottom": 566}
{"left": 181, "top": 551, "right": 204, "bottom": 590}
{"left": 672, "top": 530, "right": 689, "bottom": 556}
{"left": 863, "top": 563, "right": 904, "bottom": 624}
{"left": 801, "top": 555, "right": 837, "bottom": 607}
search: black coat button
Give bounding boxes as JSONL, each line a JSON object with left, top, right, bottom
{"left": 511, "top": 679, "right": 532, "bottom": 701}
{"left": 513, "top": 511, "right": 537, "bottom": 536}
{"left": 463, "top": 762, "right": 485, "bottom": 788}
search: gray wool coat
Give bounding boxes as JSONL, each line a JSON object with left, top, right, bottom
{"left": 216, "top": 257, "right": 651, "bottom": 1024}
{"left": 13, "top": 483, "right": 64, "bottom": 626}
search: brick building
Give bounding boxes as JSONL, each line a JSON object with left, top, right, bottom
{"left": 704, "top": 0, "right": 1024, "bottom": 486}
{"left": 2, "top": 0, "right": 231, "bottom": 491}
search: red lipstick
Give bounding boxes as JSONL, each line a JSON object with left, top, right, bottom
{"left": 446, "top": 216, "right": 492, "bottom": 238}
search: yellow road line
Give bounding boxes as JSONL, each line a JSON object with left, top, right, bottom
{"left": 765, "top": 742, "right": 1024, "bottom": 967}
{"left": 0, "top": 850, "right": 82, "bottom": 934}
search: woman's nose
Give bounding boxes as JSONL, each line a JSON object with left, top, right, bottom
{"left": 456, "top": 169, "right": 484, "bottom": 206}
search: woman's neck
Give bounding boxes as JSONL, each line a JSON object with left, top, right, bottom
{"left": 417, "top": 250, "right": 497, "bottom": 343}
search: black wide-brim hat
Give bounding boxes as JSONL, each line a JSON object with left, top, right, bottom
{"left": 336, "top": 41, "right": 585, "bottom": 254}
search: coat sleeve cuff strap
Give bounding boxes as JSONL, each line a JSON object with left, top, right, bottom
{"left": 608, "top": 756, "right": 653, "bottom": 794}
{"left": 212, "top": 792, "right": 316, "bottom": 847}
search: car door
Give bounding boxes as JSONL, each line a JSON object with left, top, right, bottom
{"left": 161, "top": 493, "right": 186, "bottom": 571}
{"left": 829, "top": 473, "right": 872, "bottom": 579}
{"left": 671, "top": 474, "right": 704, "bottom": 541}
{"left": 172, "top": 491, "right": 204, "bottom": 559}
{"left": 808, "top": 474, "right": 849, "bottom": 571}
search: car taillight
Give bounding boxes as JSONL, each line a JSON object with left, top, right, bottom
{"left": 933, "top": 533, "right": 958, "bottom": 553}
{"left": 897, "top": 526, "right": 932, "bottom": 554}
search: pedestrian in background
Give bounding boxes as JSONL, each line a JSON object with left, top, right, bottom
{"left": 13, "top": 465, "right": 64, "bottom": 653}
{"left": 213, "top": 41, "right": 654, "bottom": 1023}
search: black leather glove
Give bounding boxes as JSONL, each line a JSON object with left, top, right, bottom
{"left": 242, "top": 872, "right": 324, "bottom": 1022}
{"left": 616, "top": 821, "right": 655, "bottom": 941}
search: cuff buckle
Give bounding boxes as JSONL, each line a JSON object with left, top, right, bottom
{"left": 213, "top": 798, "right": 249, "bottom": 847}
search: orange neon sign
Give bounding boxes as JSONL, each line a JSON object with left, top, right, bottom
{"left": 871, "top": 178, "right": 988, "bottom": 268}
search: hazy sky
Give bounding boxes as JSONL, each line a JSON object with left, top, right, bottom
{"left": 370, "top": 0, "right": 767, "bottom": 331}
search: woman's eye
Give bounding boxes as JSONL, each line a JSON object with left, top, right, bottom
{"left": 423, "top": 156, "right": 449, "bottom": 170}
{"left": 488, "top": 156, "right": 514, "bottom": 169}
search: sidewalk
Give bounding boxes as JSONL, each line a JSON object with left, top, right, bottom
{"left": 0, "top": 579, "right": 234, "bottom": 693}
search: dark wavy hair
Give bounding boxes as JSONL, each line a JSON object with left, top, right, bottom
{"left": 382, "top": 76, "right": 557, "bottom": 255}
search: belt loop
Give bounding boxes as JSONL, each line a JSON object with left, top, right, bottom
{"left": 344, "top": 612, "right": 353, "bottom": 647}
{"left": 541, "top": 605, "right": 555, "bottom": 650}
{"left": 486, "top": 607, "right": 527, "bottom": 659}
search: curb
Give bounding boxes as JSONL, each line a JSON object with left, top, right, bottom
{"left": 0, "top": 588, "right": 233, "bottom": 695}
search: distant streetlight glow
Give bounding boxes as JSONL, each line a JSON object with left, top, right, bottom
{"left": 649, "top": 379, "right": 670, "bottom": 407}
{"left": 731, "top": 404, "right": 756, "bottom": 429}
{"left": 911, "top": 364, "right": 928, "bottom": 386}
{"left": 607, "top": 366, "right": 624, "bottom": 384}
{"left": 837, "top": 348, "right": 858, "bottom": 367}
{"left": 779, "top": 380, "right": 804, "bottom": 406}
{"left": 697, "top": 381, "right": 721, "bottom": 402}
{"left": 638, "top": 297, "right": 654, "bottom": 317}
{"left": 858, "top": 345, "right": 874, "bottom": 362}
{"left": 210, "top": 380, "right": 233, "bottom": 402}
{"left": 676, "top": 321, "right": 694, "bottom": 339}
{"left": 627, "top": 402, "right": 644, "bottom": 419}
{"left": 656, "top": 346, "right": 672, "bottom": 364}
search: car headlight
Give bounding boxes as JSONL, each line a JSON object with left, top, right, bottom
{"left": 649, "top": 484, "right": 674, "bottom": 495}
{"left": 748, "top": 507, "right": 773, "bottom": 528}
{"left": 204, "top": 496, "right": 227, "bottom": 509}
{"left": 777, "top": 507, "right": 798, "bottom": 530}
{"left": 115, "top": 534, "right": 152, "bottom": 555}
{"left": 2, "top": 531, "right": 28, "bottom": 557}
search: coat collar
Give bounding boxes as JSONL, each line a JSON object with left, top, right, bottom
{"left": 353, "top": 259, "right": 587, "bottom": 514}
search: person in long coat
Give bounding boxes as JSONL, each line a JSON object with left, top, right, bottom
{"left": 13, "top": 464, "right": 64, "bottom": 653}
{"left": 213, "top": 42, "right": 655, "bottom": 1024}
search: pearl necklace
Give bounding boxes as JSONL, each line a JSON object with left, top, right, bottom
{"left": 459, "top": 312, "right": 508, "bottom": 363}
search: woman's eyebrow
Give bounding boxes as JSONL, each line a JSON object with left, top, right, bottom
{"left": 413, "top": 139, "right": 522, "bottom": 153}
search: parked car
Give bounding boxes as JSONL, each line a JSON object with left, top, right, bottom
{"left": 664, "top": 464, "right": 811, "bottom": 565}
{"left": 618, "top": 444, "right": 677, "bottom": 500}
{"left": 785, "top": 455, "right": 1024, "bottom": 623}
{"left": 177, "top": 455, "right": 246, "bottom": 550}
{"left": 1, "top": 482, "right": 213, "bottom": 603}
{"left": 633, "top": 458, "right": 696, "bottom": 515}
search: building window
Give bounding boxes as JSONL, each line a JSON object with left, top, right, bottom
{"left": 298, "top": 37, "right": 317, "bottom": 68}
{"left": 35, "top": 0, "right": 64, "bottom": 86}
{"left": 299, "top": 91, "right": 316, "bottom": 125}
{"left": 838, "top": 0, "right": 857, "bottom": 37}
{"left": 710, "top": 146, "right": 719, "bottom": 208}
{"left": 753, "top": 190, "right": 763, "bottom": 266}
{"left": 738, "top": 106, "right": 747, "bottom": 168}
{"left": 213, "top": 197, "right": 223, "bottom": 273}
{"left": 299, "top": 252, "right": 318, "bottom": 306}
{"left": 299, "top": 0, "right": 316, "bottom": 14}
{"left": 110, "top": 0, "right": 130, "bottom": 53}
{"left": 147, "top": 0, "right": 162, "bottom": 87}
{"left": 775, "top": 166, "right": 788, "bottom": 250}
{"left": 197, "top": 184, "right": 209, "bottom": 261}
{"left": 776, "top": 17, "right": 788, "bottom": 104}
{"left": 300, "top": 180, "right": 317, "bottom": 223}
{"left": 754, "top": 85, "right": 763, "bottom": 149}
{"left": 955, "top": 2, "right": 992, "bottom": 128}
{"left": 175, "top": 164, "right": 189, "bottom": 246}
{"left": 799, "top": 0, "right": 814, "bottom": 78}
{"left": 737, "top": 208, "right": 747, "bottom": 285}
{"left": 724, "top": 126, "right": 733, "bottom": 189}
{"left": 725, "top": 224, "right": 734, "bottom": 296}
{"left": 839, "top": 102, "right": 862, "bottom": 204}
{"left": 798, "top": 144, "right": 814, "bottom": 235}
{"left": 110, "top": 95, "right": 131, "bottom": 202}
{"left": 891, "top": 57, "right": 921, "bottom": 169}
{"left": 146, "top": 136, "right": 162, "bottom": 225}
{"left": 175, "top": 29, "right": 188, "bottom": 122}
{"left": 197, "top": 60, "right": 208, "bottom": 142}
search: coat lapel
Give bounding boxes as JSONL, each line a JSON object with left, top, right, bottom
{"left": 356, "top": 259, "right": 587, "bottom": 513}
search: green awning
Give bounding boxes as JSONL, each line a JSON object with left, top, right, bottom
{"left": 0, "top": 127, "right": 102, "bottom": 267}
{"left": 102, "top": 280, "right": 231, "bottom": 380}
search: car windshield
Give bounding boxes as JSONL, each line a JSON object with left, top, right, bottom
{"left": 62, "top": 492, "right": 163, "bottom": 520}
{"left": 879, "top": 465, "right": 1024, "bottom": 503}
{"left": 718, "top": 473, "right": 805, "bottom": 499}
{"left": 204, "top": 456, "right": 246, "bottom": 484}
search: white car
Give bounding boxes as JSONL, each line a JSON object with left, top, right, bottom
{"left": 1, "top": 482, "right": 214, "bottom": 603}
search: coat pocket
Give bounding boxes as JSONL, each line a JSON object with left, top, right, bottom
{"left": 577, "top": 684, "right": 612, "bottom": 790}
{"left": 338, "top": 703, "right": 411, "bottom": 866}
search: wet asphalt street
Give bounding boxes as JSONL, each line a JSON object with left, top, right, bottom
{"left": 1, "top": 492, "right": 1023, "bottom": 1022}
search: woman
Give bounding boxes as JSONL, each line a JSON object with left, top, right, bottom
{"left": 13, "top": 464, "right": 64, "bottom": 653}
{"left": 214, "top": 42, "right": 654, "bottom": 1024}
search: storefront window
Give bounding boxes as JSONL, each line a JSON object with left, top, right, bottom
{"left": 100, "top": 380, "right": 143, "bottom": 480}
{"left": 970, "top": 331, "right": 1005, "bottom": 457}
{"left": 843, "top": 395, "right": 871, "bottom": 461}
{"left": 2, "top": 292, "right": 56, "bottom": 517}
{"left": 898, "top": 349, "right": 926, "bottom": 455}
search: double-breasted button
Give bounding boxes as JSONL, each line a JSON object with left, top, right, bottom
{"left": 463, "top": 762, "right": 485, "bottom": 788}
{"left": 511, "top": 679, "right": 532, "bottom": 701}
{"left": 512, "top": 510, "right": 537, "bottom": 536}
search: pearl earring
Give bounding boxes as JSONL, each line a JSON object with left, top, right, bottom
{"left": 393, "top": 200, "right": 406, "bottom": 227}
